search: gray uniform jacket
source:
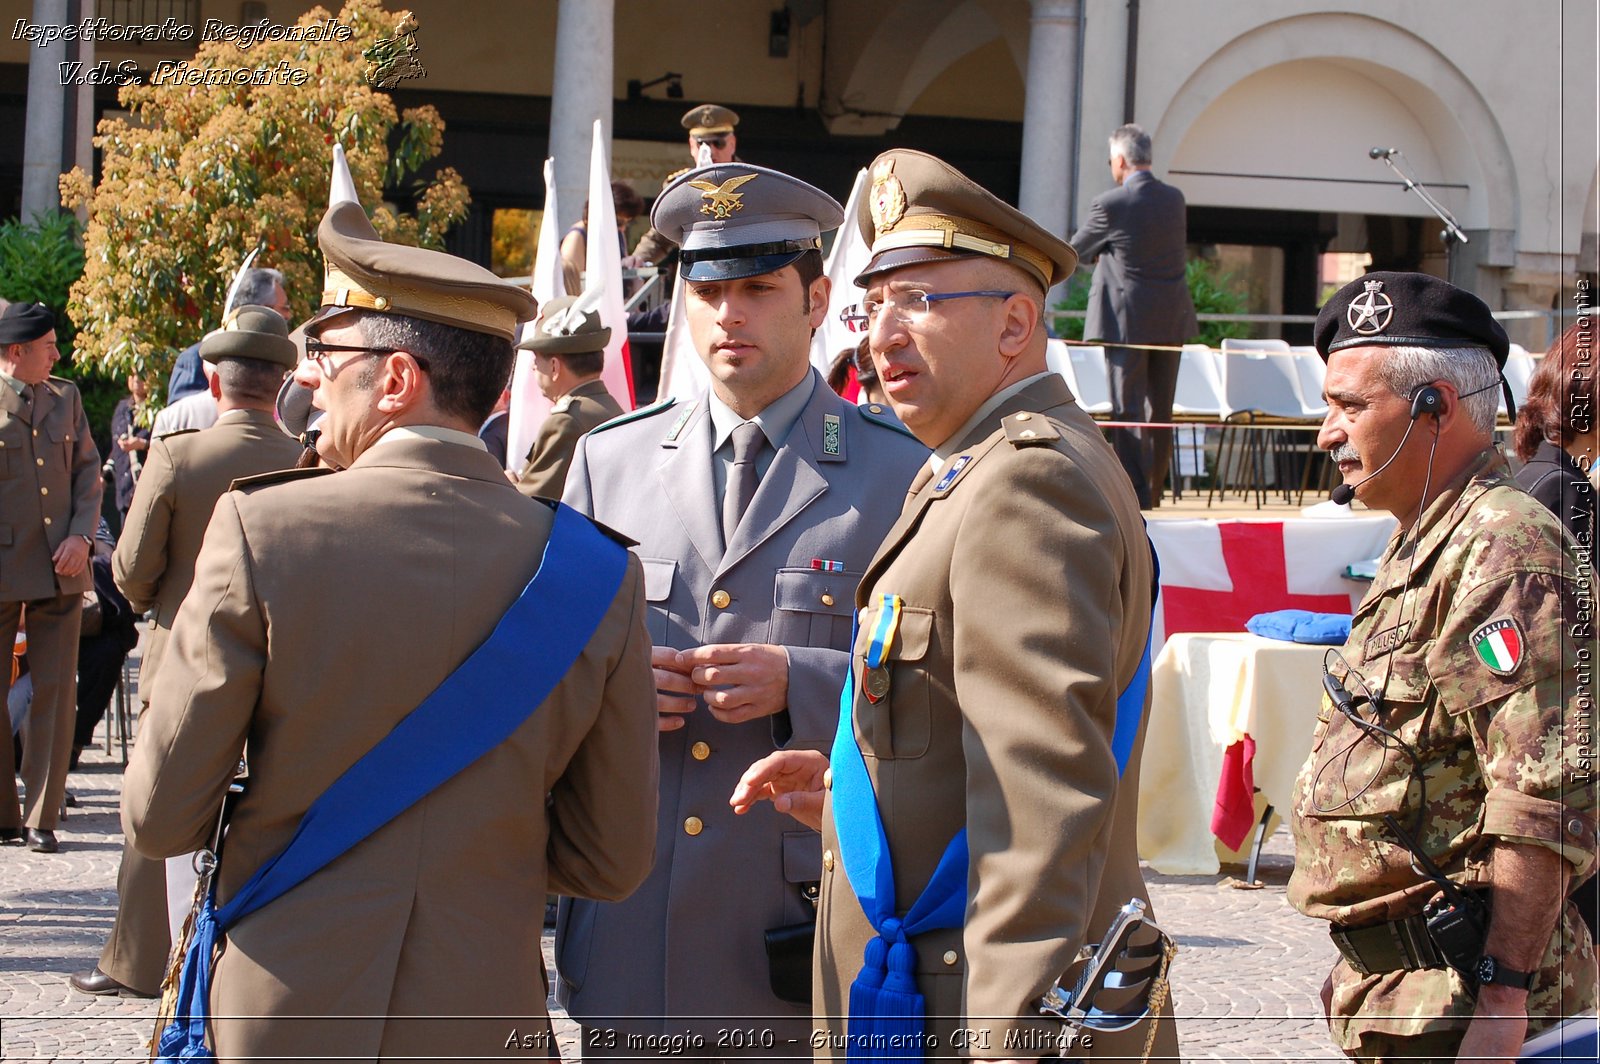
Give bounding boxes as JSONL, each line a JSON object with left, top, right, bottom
{"left": 556, "top": 369, "right": 928, "bottom": 1039}
{"left": 1069, "top": 169, "right": 1197, "bottom": 345}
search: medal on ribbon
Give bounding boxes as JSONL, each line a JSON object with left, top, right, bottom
{"left": 862, "top": 593, "right": 903, "bottom": 704}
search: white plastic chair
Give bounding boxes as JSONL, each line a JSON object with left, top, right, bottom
{"left": 1501, "top": 344, "right": 1537, "bottom": 417}
{"left": 1045, "top": 339, "right": 1081, "bottom": 405}
{"left": 1064, "top": 344, "right": 1112, "bottom": 417}
{"left": 1168, "top": 345, "right": 1226, "bottom": 495}
{"left": 1214, "top": 339, "right": 1320, "bottom": 507}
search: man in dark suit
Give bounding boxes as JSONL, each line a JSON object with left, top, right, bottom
{"left": 1069, "top": 123, "right": 1197, "bottom": 508}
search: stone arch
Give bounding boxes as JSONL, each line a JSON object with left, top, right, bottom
{"left": 1151, "top": 12, "right": 1516, "bottom": 235}
{"left": 824, "top": 0, "right": 1026, "bottom": 133}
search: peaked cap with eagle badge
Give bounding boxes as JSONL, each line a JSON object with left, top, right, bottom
{"left": 650, "top": 163, "right": 843, "bottom": 282}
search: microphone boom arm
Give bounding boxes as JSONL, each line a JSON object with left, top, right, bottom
{"left": 1375, "top": 151, "right": 1469, "bottom": 245}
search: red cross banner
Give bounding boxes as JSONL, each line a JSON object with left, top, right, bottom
{"left": 1147, "top": 516, "right": 1397, "bottom": 649}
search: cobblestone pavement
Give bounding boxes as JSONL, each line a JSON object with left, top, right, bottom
{"left": 1, "top": 740, "right": 1345, "bottom": 1062}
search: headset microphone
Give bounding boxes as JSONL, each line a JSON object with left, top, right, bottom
{"left": 1329, "top": 385, "right": 1443, "bottom": 504}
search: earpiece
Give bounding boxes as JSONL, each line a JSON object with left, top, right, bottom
{"left": 1409, "top": 385, "right": 1443, "bottom": 420}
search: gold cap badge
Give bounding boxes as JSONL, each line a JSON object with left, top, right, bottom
{"left": 869, "top": 158, "right": 906, "bottom": 235}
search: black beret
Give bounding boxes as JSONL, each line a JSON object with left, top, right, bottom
{"left": 1315, "top": 271, "right": 1509, "bottom": 368}
{"left": 0, "top": 302, "right": 56, "bottom": 345}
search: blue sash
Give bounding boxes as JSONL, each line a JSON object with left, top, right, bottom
{"left": 831, "top": 601, "right": 1153, "bottom": 1062}
{"left": 156, "top": 502, "right": 629, "bottom": 1062}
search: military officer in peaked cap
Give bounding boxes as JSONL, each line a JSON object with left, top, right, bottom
{"left": 1288, "top": 272, "right": 1596, "bottom": 1062}
{"left": 122, "top": 192, "right": 658, "bottom": 1059}
{"left": 733, "top": 149, "right": 1178, "bottom": 1059}
{"left": 557, "top": 162, "right": 928, "bottom": 1058}
{"left": 0, "top": 301, "right": 102, "bottom": 854}
{"left": 70, "top": 304, "right": 305, "bottom": 999}
{"left": 514, "top": 296, "right": 625, "bottom": 499}
{"left": 632, "top": 104, "right": 744, "bottom": 268}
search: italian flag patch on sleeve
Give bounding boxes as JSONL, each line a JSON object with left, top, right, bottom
{"left": 1470, "top": 618, "right": 1524, "bottom": 676}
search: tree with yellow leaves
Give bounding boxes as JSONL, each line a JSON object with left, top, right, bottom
{"left": 60, "top": 0, "right": 469, "bottom": 391}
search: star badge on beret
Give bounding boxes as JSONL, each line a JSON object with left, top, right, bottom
{"left": 869, "top": 158, "right": 906, "bottom": 235}
{"left": 1470, "top": 617, "right": 1523, "bottom": 676}
{"left": 690, "top": 172, "right": 758, "bottom": 220}
{"left": 1346, "top": 278, "right": 1396, "bottom": 336}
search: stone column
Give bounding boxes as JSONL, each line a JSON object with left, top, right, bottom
{"left": 1017, "top": 0, "right": 1082, "bottom": 310}
{"left": 22, "top": 0, "right": 71, "bottom": 221}
{"left": 549, "top": 0, "right": 615, "bottom": 234}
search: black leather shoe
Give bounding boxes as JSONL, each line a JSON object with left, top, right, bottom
{"left": 26, "top": 828, "right": 58, "bottom": 853}
{"left": 69, "top": 967, "right": 155, "bottom": 998}
{"left": 0, "top": 827, "right": 22, "bottom": 845}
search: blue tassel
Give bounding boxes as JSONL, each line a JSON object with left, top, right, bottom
{"left": 847, "top": 921, "right": 929, "bottom": 1063}
{"left": 155, "top": 897, "right": 220, "bottom": 1063}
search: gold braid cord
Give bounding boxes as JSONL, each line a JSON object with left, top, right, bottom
{"left": 1139, "top": 937, "right": 1179, "bottom": 1064}
{"left": 147, "top": 868, "right": 214, "bottom": 1060}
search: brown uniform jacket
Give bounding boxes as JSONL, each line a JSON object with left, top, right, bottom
{"left": 123, "top": 435, "right": 659, "bottom": 1061}
{"left": 815, "top": 374, "right": 1178, "bottom": 1059}
{"left": 113, "top": 408, "right": 303, "bottom": 706}
{"left": 0, "top": 375, "right": 101, "bottom": 601}
{"left": 515, "top": 378, "right": 623, "bottom": 499}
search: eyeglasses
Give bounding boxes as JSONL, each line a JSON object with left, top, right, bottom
{"left": 694, "top": 136, "right": 728, "bottom": 149}
{"left": 304, "top": 340, "right": 431, "bottom": 377}
{"left": 838, "top": 289, "right": 1016, "bottom": 333}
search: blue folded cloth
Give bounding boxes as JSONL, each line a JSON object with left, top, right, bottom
{"left": 1245, "top": 609, "right": 1352, "bottom": 645}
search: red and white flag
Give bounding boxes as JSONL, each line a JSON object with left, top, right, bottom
{"left": 809, "top": 167, "right": 870, "bottom": 390}
{"left": 1146, "top": 515, "right": 1397, "bottom": 649}
{"left": 506, "top": 158, "right": 566, "bottom": 468}
{"left": 586, "top": 118, "right": 635, "bottom": 410}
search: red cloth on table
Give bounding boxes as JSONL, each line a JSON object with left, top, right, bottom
{"left": 1211, "top": 734, "right": 1257, "bottom": 850}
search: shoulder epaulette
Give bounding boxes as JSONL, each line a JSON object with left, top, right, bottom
{"left": 229, "top": 466, "right": 334, "bottom": 492}
{"left": 156, "top": 428, "right": 200, "bottom": 442}
{"left": 856, "top": 401, "right": 918, "bottom": 439}
{"left": 1002, "top": 411, "right": 1060, "bottom": 447}
{"left": 588, "top": 396, "right": 677, "bottom": 436}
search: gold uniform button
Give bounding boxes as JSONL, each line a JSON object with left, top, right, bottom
{"left": 942, "top": 950, "right": 959, "bottom": 966}
{"left": 35, "top": 458, "right": 44, "bottom": 466}
{"left": 821, "top": 593, "right": 835, "bottom": 607}
{"left": 822, "top": 849, "right": 834, "bottom": 871}
{"left": 711, "top": 590, "right": 731, "bottom": 609}
{"left": 43, "top": 517, "right": 52, "bottom": 526}
{"left": 39, "top": 487, "right": 47, "bottom": 495}
{"left": 868, "top": 404, "right": 883, "bottom": 414}
{"left": 823, "top": 768, "right": 833, "bottom": 790}
{"left": 684, "top": 816, "right": 703, "bottom": 836}
{"left": 374, "top": 295, "right": 389, "bottom": 310}
{"left": 690, "top": 741, "right": 711, "bottom": 761}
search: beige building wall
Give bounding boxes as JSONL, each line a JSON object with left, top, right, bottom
{"left": 1074, "top": 0, "right": 1596, "bottom": 312}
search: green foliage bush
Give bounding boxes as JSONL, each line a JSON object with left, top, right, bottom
{"left": 0, "top": 211, "right": 121, "bottom": 451}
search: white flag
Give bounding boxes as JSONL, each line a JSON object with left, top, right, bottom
{"left": 809, "top": 167, "right": 871, "bottom": 390}
{"left": 506, "top": 158, "right": 565, "bottom": 468}
{"left": 586, "top": 118, "right": 635, "bottom": 410}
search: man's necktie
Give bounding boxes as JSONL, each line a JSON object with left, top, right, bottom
{"left": 722, "top": 421, "right": 765, "bottom": 547}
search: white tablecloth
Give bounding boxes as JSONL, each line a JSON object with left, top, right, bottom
{"left": 1137, "top": 632, "right": 1328, "bottom": 874}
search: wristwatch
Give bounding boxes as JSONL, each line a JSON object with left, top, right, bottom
{"left": 1474, "top": 954, "right": 1535, "bottom": 990}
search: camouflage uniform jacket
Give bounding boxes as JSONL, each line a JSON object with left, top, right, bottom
{"left": 1288, "top": 449, "right": 1598, "bottom": 1049}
